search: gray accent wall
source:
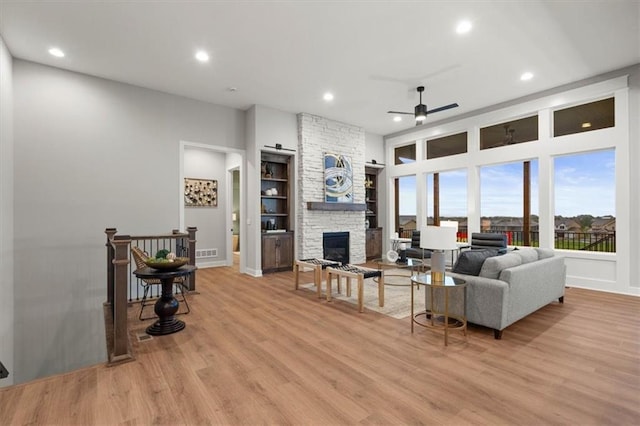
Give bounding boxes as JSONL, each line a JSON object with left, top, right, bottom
{"left": 12, "top": 59, "right": 245, "bottom": 384}
{"left": 0, "top": 35, "right": 15, "bottom": 387}
{"left": 183, "top": 147, "right": 228, "bottom": 264}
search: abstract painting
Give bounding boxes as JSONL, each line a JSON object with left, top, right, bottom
{"left": 184, "top": 178, "right": 217, "bottom": 207}
{"left": 324, "top": 153, "right": 353, "bottom": 203}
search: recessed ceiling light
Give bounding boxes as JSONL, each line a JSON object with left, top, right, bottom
{"left": 581, "top": 122, "right": 592, "bottom": 128}
{"left": 195, "top": 50, "right": 209, "bottom": 62}
{"left": 393, "top": 116, "right": 402, "bottom": 122}
{"left": 520, "top": 72, "right": 534, "bottom": 81}
{"left": 456, "top": 20, "right": 472, "bottom": 34}
{"left": 323, "top": 92, "right": 334, "bottom": 101}
{"left": 48, "top": 47, "right": 65, "bottom": 58}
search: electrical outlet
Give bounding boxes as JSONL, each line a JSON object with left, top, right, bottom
{"left": 0, "top": 360, "right": 8, "bottom": 379}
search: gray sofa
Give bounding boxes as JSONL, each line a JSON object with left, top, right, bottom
{"left": 445, "top": 247, "right": 566, "bottom": 339}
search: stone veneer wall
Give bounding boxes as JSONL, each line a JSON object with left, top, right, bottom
{"left": 297, "top": 113, "right": 366, "bottom": 263}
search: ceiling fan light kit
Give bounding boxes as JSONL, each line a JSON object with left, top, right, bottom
{"left": 415, "top": 104, "right": 427, "bottom": 121}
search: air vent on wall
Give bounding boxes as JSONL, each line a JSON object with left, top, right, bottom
{"left": 195, "top": 248, "right": 218, "bottom": 258}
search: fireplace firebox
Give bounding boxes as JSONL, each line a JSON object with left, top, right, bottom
{"left": 323, "top": 232, "right": 349, "bottom": 265}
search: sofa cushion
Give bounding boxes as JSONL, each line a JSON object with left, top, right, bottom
{"left": 452, "top": 249, "right": 497, "bottom": 276}
{"left": 479, "top": 252, "right": 523, "bottom": 279}
{"left": 514, "top": 248, "right": 538, "bottom": 264}
{"left": 535, "top": 247, "right": 555, "bottom": 259}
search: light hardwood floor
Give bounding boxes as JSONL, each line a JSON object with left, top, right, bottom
{"left": 1, "top": 264, "right": 639, "bottom": 425}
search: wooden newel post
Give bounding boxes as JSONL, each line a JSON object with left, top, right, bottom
{"left": 111, "top": 235, "right": 132, "bottom": 363}
{"left": 105, "top": 228, "right": 117, "bottom": 307}
{"left": 187, "top": 226, "right": 198, "bottom": 291}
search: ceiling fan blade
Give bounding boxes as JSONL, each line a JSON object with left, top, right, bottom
{"left": 426, "top": 103, "right": 459, "bottom": 114}
{"left": 387, "top": 110, "right": 414, "bottom": 115}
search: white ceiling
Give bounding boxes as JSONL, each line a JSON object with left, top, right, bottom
{"left": 1, "top": 1, "right": 638, "bottom": 136}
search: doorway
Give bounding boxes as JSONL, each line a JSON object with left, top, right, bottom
{"left": 231, "top": 168, "right": 240, "bottom": 267}
{"left": 179, "top": 140, "right": 245, "bottom": 274}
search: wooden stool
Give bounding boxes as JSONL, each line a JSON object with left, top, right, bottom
{"left": 294, "top": 258, "right": 341, "bottom": 298}
{"left": 325, "top": 265, "right": 384, "bottom": 313}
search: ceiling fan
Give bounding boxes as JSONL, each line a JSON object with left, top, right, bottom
{"left": 388, "top": 86, "right": 459, "bottom": 124}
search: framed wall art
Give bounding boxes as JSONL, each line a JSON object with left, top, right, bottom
{"left": 184, "top": 178, "right": 217, "bottom": 207}
{"left": 324, "top": 153, "right": 353, "bottom": 203}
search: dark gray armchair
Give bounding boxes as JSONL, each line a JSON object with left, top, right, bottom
{"left": 404, "top": 230, "right": 432, "bottom": 260}
{"left": 470, "top": 232, "right": 508, "bottom": 254}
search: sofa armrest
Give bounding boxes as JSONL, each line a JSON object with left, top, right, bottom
{"left": 447, "top": 272, "right": 509, "bottom": 331}
{"left": 499, "top": 256, "right": 566, "bottom": 325}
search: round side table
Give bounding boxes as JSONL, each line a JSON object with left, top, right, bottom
{"left": 410, "top": 273, "right": 467, "bottom": 346}
{"left": 133, "top": 265, "right": 196, "bottom": 336}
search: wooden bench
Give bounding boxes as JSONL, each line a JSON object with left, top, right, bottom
{"left": 325, "top": 265, "right": 384, "bottom": 313}
{"left": 294, "top": 258, "right": 341, "bottom": 298}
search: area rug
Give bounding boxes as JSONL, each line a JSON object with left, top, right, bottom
{"left": 300, "top": 269, "right": 425, "bottom": 319}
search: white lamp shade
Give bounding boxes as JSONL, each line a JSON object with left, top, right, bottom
{"left": 420, "top": 226, "right": 458, "bottom": 250}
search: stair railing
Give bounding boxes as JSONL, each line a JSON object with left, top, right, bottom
{"left": 104, "top": 227, "right": 197, "bottom": 365}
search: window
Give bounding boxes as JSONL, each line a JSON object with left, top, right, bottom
{"left": 480, "top": 115, "right": 538, "bottom": 150}
{"left": 394, "top": 144, "right": 416, "bottom": 165}
{"left": 426, "top": 169, "right": 468, "bottom": 241}
{"left": 394, "top": 175, "right": 416, "bottom": 236}
{"left": 554, "top": 150, "right": 615, "bottom": 252}
{"left": 426, "top": 132, "right": 467, "bottom": 159}
{"left": 480, "top": 161, "right": 539, "bottom": 246}
{"left": 553, "top": 97, "right": 614, "bottom": 137}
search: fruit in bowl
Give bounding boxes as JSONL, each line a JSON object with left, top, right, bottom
{"left": 144, "top": 250, "right": 189, "bottom": 270}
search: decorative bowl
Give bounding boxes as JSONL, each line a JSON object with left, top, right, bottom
{"left": 144, "top": 257, "right": 189, "bottom": 271}
{"left": 386, "top": 250, "right": 399, "bottom": 262}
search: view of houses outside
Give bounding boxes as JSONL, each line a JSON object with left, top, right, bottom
{"left": 397, "top": 150, "right": 615, "bottom": 252}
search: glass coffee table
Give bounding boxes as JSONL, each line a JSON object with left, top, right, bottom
{"left": 374, "top": 257, "right": 424, "bottom": 287}
{"left": 410, "top": 273, "right": 467, "bottom": 346}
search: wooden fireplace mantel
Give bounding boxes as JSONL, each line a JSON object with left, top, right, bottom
{"left": 306, "top": 202, "right": 366, "bottom": 211}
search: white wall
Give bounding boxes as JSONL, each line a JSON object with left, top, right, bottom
{"left": 384, "top": 66, "right": 640, "bottom": 296}
{"left": 365, "top": 132, "right": 384, "bottom": 165}
{"left": 12, "top": 60, "right": 245, "bottom": 384}
{"left": 0, "top": 35, "right": 15, "bottom": 387}
{"left": 184, "top": 147, "right": 228, "bottom": 267}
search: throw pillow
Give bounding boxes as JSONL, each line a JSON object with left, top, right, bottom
{"left": 479, "top": 252, "right": 523, "bottom": 280}
{"left": 452, "top": 249, "right": 497, "bottom": 276}
{"left": 515, "top": 248, "right": 538, "bottom": 264}
{"left": 535, "top": 247, "right": 555, "bottom": 259}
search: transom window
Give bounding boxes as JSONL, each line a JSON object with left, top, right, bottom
{"left": 553, "top": 97, "right": 614, "bottom": 137}
{"left": 480, "top": 115, "right": 539, "bottom": 150}
{"left": 426, "top": 132, "right": 467, "bottom": 159}
{"left": 394, "top": 144, "right": 416, "bottom": 165}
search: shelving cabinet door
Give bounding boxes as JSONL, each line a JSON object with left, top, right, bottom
{"left": 261, "top": 232, "right": 294, "bottom": 273}
{"left": 366, "top": 228, "right": 382, "bottom": 260}
{"left": 262, "top": 235, "right": 279, "bottom": 272}
{"left": 276, "top": 233, "right": 293, "bottom": 269}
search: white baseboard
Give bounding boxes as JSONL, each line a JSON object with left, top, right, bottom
{"left": 196, "top": 260, "right": 227, "bottom": 268}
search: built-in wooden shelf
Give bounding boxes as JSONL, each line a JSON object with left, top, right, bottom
{"left": 306, "top": 202, "right": 366, "bottom": 211}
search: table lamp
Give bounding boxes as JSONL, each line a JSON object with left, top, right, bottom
{"left": 440, "top": 220, "right": 459, "bottom": 238}
{"left": 420, "top": 226, "right": 458, "bottom": 282}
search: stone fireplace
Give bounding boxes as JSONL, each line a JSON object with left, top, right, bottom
{"left": 296, "top": 113, "right": 366, "bottom": 264}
